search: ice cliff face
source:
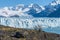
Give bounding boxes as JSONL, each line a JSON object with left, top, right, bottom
{"left": 0, "top": 18, "right": 60, "bottom": 29}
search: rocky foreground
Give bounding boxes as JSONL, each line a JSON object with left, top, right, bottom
{"left": 0, "top": 25, "right": 60, "bottom": 40}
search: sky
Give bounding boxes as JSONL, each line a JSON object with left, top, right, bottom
{"left": 0, "top": 0, "right": 54, "bottom": 7}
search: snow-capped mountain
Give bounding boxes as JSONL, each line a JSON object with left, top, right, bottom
{"left": 37, "top": 0, "right": 60, "bottom": 17}
{"left": 46, "top": 0, "right": 60, "bottom": 17}
{"left": 0, "top": 0, "right": 60, "bottom": 17}
{"left": 0, "top": 3, "right": 45, "bottom": 17}
{"left": 28, "top": 4, "right": 45, "bottom": 13}
{"left": 50, "top": 0, "right": 60, "bottom": 6}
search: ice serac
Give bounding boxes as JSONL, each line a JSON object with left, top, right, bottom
{"left": 0, "top": 18, "right": 60, "bottom": 29}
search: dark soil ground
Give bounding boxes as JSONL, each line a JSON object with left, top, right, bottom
{"left": 0, "top": 25, "right": 60, "bottom": 40}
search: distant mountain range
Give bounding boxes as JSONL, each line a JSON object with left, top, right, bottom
{"left": 0, "top": 0, "right": 60, "bottom": 17}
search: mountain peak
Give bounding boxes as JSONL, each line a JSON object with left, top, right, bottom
{"left": 50, "top": 0, "right": 60, "bottom": 6}
{"left": 28, "top": 3, "right": 34, "bottom": 7}
{"left": 56, "top": 0, "right": 60, "bottom": 4}
{"left": 28, "top": 3, "right": 45, "bottom": 13}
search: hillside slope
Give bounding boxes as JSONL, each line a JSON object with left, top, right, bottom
{"left": 0, "top": 25, "right": 60, "bottom": 40}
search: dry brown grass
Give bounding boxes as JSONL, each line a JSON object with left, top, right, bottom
{"left": 0, "top": 25, "right": 60, "bottom": 40}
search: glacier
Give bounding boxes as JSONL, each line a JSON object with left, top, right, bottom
{"left": 0, "top": 17, "right": 60, "bottom": 29}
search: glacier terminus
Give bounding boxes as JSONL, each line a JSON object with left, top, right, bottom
{"left": 0, "top": 17, "right": 60, "bottom": 29}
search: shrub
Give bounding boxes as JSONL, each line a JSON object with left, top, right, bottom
{"left": 33, "top": 25, "right": 42, "bottom": 32}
